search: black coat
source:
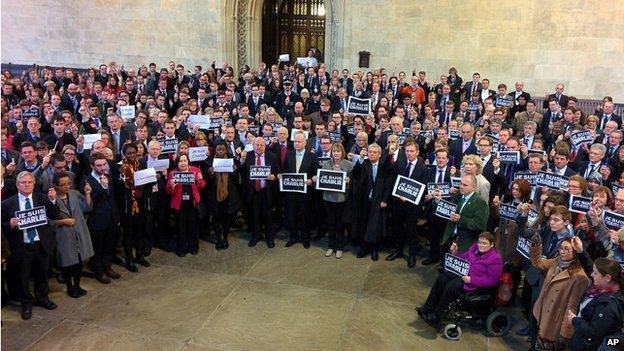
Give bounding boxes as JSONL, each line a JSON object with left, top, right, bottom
{"left": 80, "top": 173, "right": 119, "bottom": 231}
{"left": 240, "top": 151, "right": 280, "bottom": 204}
{"left": 569, "top": 292, "right": 624, "bottom": 351}
{"left": 1, "top": 192, "right": 60, "bottom": 255}
{"left": 346, "top": 159, "right": 391, "bottom": 243}
{"left": 204, "top": 156, "right": 241, "bottom": 215}
{"left": 282, "top": 150, "right": 318, "bottom": 196}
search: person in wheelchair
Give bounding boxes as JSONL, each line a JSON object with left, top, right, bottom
{"left": 418, "top": 232, "right": 503, "bottom": 327}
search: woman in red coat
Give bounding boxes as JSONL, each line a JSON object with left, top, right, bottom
{"left": 166, "top": 154, "right": 206, "bottom": 257}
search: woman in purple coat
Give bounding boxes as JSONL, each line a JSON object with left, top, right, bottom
{"left": 418, "top": 232, "right": 503, "bottom": 327}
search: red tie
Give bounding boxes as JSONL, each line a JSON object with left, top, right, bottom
{"left": 254, "top": 154, "right": 262, "bottom": 191}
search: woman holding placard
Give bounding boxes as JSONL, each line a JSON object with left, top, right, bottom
{"left": 205, "top": 141, "right": 241, "bottom": 250}
{"left": 418, "top": 232, "right": 503, "bottom": 327}
{"left": 321, "top": 142, "right": 353, "bottom": 259}
{"left": 166, "top": 154, "right": 206, "bottom": 257}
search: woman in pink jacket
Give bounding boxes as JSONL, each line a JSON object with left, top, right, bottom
{"left": 166, "top": 154, "right": 206, "bottom": 257}
{"left": 418, "top": 232, "right": 503, "bottom": 327}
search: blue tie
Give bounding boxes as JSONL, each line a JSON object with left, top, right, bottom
{"left": 24, "top": 198, "right": 37, "bottom": 243}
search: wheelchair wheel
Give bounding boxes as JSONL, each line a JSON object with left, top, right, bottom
{"left": 443, "top": 324, "right": 462, "bottom": 341}
{"left": 486, "top": 311, "right": 511, "bottom": 336}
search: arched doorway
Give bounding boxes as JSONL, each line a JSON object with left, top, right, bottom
{"left": 261, "top": 0, "right": 326, "bottom": 66}
{"left": 220, "top": 0, "right": 344, "bottom": 71}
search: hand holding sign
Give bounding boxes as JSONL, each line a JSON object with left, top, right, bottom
{"left": 9, "top": 217, "right": 20, "bottom": 229}
{"left": 84, "top": 183, "right": 92, "bottom": 195}
{"left": 571, "top": 236, "right": 583, "bottom": 253}
{"left": 450, "top": 242, "right": 458, "bottom": 255}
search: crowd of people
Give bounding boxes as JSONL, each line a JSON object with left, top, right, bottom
{"left": 1, "top": 58, "right": 624, "bottom": 350}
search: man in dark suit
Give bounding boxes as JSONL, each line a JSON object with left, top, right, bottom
{"left": 106, "top": 113, "right": 134, "bottom": 157}
{"left": 79, "top": 153, "right": 121, "bottom": 284}
{"left": 274, "top": 79, "right": 301, "bottom": 117}
{"left": 479, "top": 79, "right": 496, "bottom": 102}
{"left": 349, "top": 143, "right": 391, "bottom": 261}
{"left": 478, "top": 137, "right": 508, "bottom": 201}
{"left": 241, "top": 137, "right": 280, "bottom": 247}
{"left": 247, "top": 84, "right": 265, "bottom": 118}
{"left": 550, "top": 148, "right": 577, "bottom": 177}
{"left": 597, "top": 101, "right": 622, "bottom": 129}
{"left": 463, "top": 73, "right": 482, "bottom": 101}
{"left": 574, "top": 143, "right": 607, "bottom": 179}
{"left": 449, "top": 123, "right": 477, "bottom": 168}
{"left": 43, "top": 115, "right": 76, "bottom": 152}
{"left": 1, "top": 171, "right": 59, "bottom": 320}
{"left": 282, "top": 132, "right": 318, "bottom": 248}
{"left": 542, "top": 83, "right": 569, "bottom": 109}
{"left": 340, "top": 69, "right": 354, "bottom": 95}
{"left": 386, "top": 140, "right": 429, "bottom": 268}
{"left": 12, "top": 117, "right": 47, "bottom": 149}
{"left": 60, "top": 83, "right": 83, "bottom": 114}
{"left": 438, "top": 174, "right": 489, "bottom": 251}
{"left": 422, "top": 149, "right": 453, "bottom": 265}
{"left": 511, "top": 81, "right": 531, "bottom": 105}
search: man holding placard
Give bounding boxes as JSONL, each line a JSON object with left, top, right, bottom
{"left": 241, "top": 137, "right": 280, "bottom": 248}
{"left": 386, "top": 139, "right": 429, "bottom": 268}
{"left": 282, "top": 132, "right": 318, "bottom": 248}
{"left": 1, "top": 171, "right": 60, "bottom": 320}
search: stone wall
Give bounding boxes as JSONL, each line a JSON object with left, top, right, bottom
{"left": 1, "top": 0, "right": 224, "bottom": 70}
{"left": 2, "top": 0, "right": 623, "bottom": 100}
{"left": 338, "top": 0, "right": 624, "bottom": 100}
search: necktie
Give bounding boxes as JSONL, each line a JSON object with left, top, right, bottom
{"left": 587, "top": 165, "right": 595, "bottom": 178}
{"left": 254, "top": 154, "right": 262, "bottom": 191}
{"left": 24, "top": 198, "right": 37, "bottom": 243}
{"left": 505, "top": 164, "right": 514, "bottom": 185}
{"left": 471, "top": 83, "right": 476, "bottom": 95}
{"left": 372, "top": 163, "right": 378, "bottom": 182}
{"left": 457, "top": 195, "right": 466, "bottom": 213}
{"left": 404, "top": 162, "right": 412, "bottom": 177}
{"left": 296, "top": 152, "right": 302, "bottom": 173}
{"left": 437, "top": 169, "right": 444, "bottom": 183}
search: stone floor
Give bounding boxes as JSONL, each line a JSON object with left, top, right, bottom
{"left": 1, "top": 231, "right": 528, "bottom": 351}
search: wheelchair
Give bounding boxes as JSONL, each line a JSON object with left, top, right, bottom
{"left": 439, "top": 287, "right": 512, "bottom": 341}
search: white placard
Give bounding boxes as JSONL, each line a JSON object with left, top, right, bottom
{"left": 279, "top": 54, "right": 290, "bottom": 62}
{"left": 213, "top": 158, "right": 234, "bottom": 173}
{"left": 188, "top": 115, "right": 210, "bottom": 129}
{"left": 134, "top": 167, "right": 157, "bottom": 186}
{"left": 147, "top": 158, "right": 169, "bottom": 172}
{"left": 188, "top": 147, "right": 209, "bottom": 162}
{"left": 119, "top": 106, "right": 135, "bottom": 121}
{"left": 82, "top": 133, "right": 101, "bottom": 150}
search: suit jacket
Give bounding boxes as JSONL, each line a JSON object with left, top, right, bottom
{"left": 463, "top": 81, "right": 482, "bottom": 100}
{"left": 80, "top": 173, "right": 119, "bottom": 231}
{"left": 43, "top": 132, "right": 77, "bottom": 152}
{"left": 283, "top": 150, "right": 318, "bottom": 195}
{"left": 482, "top": 157, "right": 508, "bottom": 200}
{"left": 449, "top": 138, "right": 477, "bottom": 168}
{"left": 240, "top": 151, "right": 280, "bottom": 204}
{"left": 61, "top": 93, "right": 83, "bottom": 114}
{"left": 247, "top": 96, "right": 265, "bottom": 117}
{"left": 1, "top": 148, "right": 19, "bottom": 167}
{"left": 392, "top": 158, "right": 429, "bottom": 211}
{"left": 1, "top": 192, "right": 60, "bottom": 255}
{"left": 442, "top": 192, "right": 489, "bottom": 251}
{"left": 597, "top": 112, "right": 623, "bottom": 129}
{"left": 543, "top": 93, "right": 569, "bottom": 109}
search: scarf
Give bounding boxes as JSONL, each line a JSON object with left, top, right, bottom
{"left": 121, "top": 157, "right": 141, "bottom": 215}
{"left": 215, "top": 157, "right": 229, "bottom": 202}
{"left": 584, "top": 283, "right": 621, "bottom": 299}
{"left": 553, "top": 258, "right": 573, "bottom": 276}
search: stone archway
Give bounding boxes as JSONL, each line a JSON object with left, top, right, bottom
{"left": 221, "top": 0, "right": 344, "bottom": 71}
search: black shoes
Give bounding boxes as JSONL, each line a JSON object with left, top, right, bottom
{"left": 20, "top": 303, "right": 32, "bottom": 320}
{"left": 67, "top": 286, "right": 80, "bottom": 298}
{"left": 356, "top": 250, "right": 367, "bottom": 259}
{"left": 135, "top": 258, "right": 151, "bottom": 267}
{"left": 95, "top": 272, "right": 111, "bottom": 284}
{"left": 371, "top": 251, "right": 379, "bottom": 261}
{"left": 422, "top": 257, "right": 439, "bottom": 266}
{"left": 303, "top": 242, "right": 311, "bottom": 249}
{"left": 190, "top": 251, "right": 198, "bottom": 256}
{"left": 248, "top": 238, "right": 259, "bottom": 247}
{"left": 125, "top": 262, "right": 138, "bottom": 272}
{"left": 76, "top": 285, "right": 87, "bottom": 296}
{"left": 385, "top": 251, "right": 404, "bottom": 261}
{"left": 285, "top": 240, "right": 298, "bottom": 247}
{"left": 105, "top": 267, "right": 121, "bottom": 279}
{"left": 407, "top": 256, "right": 416, "bottom": 268}
{"left": 34, "top": 298, "right": 57, "bottom": 310}
{"left": 267, "top": 239, "right": 275, "bottom": 248}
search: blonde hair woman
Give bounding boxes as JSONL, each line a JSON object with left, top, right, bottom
{"left": 461, "top": 154, "right": 491, "bottom": 204}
